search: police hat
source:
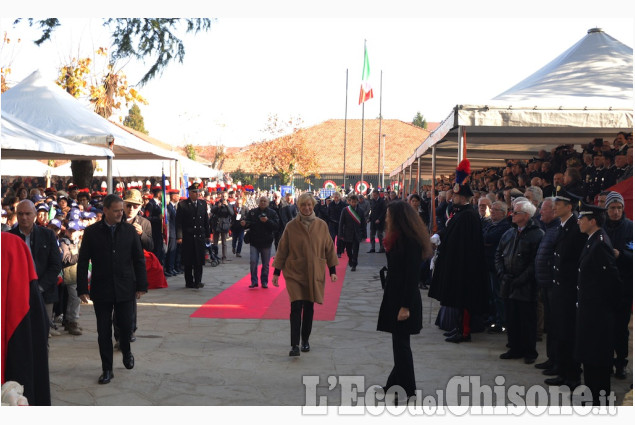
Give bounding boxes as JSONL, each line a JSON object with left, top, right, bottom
{"left": 187, "top": 182, "right": 201, "bottom": 192}
{"left": 578, "top": 203, "right": 606, "bottom": 220}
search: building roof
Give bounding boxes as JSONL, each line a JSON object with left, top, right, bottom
{"left": 222, "top": 119, "right": 431, "bottom": 175}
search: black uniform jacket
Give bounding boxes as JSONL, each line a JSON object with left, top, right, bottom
{"left": 175, "top": 198, "right": 210, "bottom": 266}
{"left": 574, "top": 229, "right": 621, "bottom": 364}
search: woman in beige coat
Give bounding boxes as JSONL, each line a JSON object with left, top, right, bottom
{"left": 273, "top": 192, "right": 339, "bottom": 356}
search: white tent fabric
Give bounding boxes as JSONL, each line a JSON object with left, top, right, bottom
{"left": 1, "top": 110, "right": 114, "bottom": 160}
{"left": 52, "top": 158, "right": 220, "bottom": 179}
{"left": 1, "top": 70, "right": 178, "bottom": 161}
{"left": 0, "top": 159, "right": 52, "bottom": 177}
{"left": 392, "top": 28, "right": 633, "bottom": 176}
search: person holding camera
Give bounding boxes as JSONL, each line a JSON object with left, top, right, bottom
{"left": 210, "top": 191, "right": 234, "bottom": 263}
{"left": 241, "top": 196, "right": 279, "bottom": 288}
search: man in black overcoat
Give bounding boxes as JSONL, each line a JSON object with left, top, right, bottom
{"left": 367, "top": 189, "right": 386, "bottom": 253}
{"left": 175, "top": 183, "right": 211, "bottom": 289}
{"left": 77, "top": 194, "right": 148, "bottom": 385}
{"left": 429, "top": 160, "right": 489, "bottom": 343}
{"left": 575, "top": 204, "right": 621, "bottom": 406}
{"left": 545, "top": 189, "right": 587, "bottom": 389}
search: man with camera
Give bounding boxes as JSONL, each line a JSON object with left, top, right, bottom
{"left": 210, "top": 191, "right": 234, "bottom": 263}
{"left": 241, "top": 196, "right": 279, "bottom": 288}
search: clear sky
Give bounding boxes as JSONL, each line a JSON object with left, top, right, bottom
{"left": 1, "top": 1, "right": 633, "bottom": 151}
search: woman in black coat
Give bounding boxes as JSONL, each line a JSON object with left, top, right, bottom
{"left": 377, "top": 201, "right": 433, "bottom": 402}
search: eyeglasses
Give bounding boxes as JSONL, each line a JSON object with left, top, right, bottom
{"left": 512, "top": 211, "right": 527, "bottom": 216}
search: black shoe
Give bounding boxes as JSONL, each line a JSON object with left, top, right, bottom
{"left": 123, "top": 352, "right": 135, "bottom": 370}
{"left": 443, "top": 328, "right": 459, "bottom": 337}
{"left": 524, "top": 356, "right": 537, "bottom": 364}
{"left": 377, "top": 248, "right": 385, "bottom": 253}
{"left": 196, "top": 282, "right": 205, "bottom": 288}
{"left": 367, "top": 249, "right": 375, "bottom": 253}
{"left": 129, "top": 333, "right": 136, "bottom": 343}
{"left": 544, "top": 377, "right": 566, "bottom": 386}
{"left": 351, "top": 266, "right": 356, "bottom": 271}
{"left": 499, "top": 351, "right": 523, "bottom": 360}
{"left": 249, "top": 283, "right": 258, "bottom": 288}
{"left": 615, "top": 365, "right": 627, "bottom": 379}
{"left": 301, "top": 341, "right": 310, "bottom": 352}
{"left": 446, "top": 333, "right": 471, "bottom": 343}
{"left": 289, "top": 345, "right": 300, "bottom": 356}
{"left": 98, "top": 370, "right": 114, "bottom": 384}
{"left": 164, "top": 271, "right": 173, "bottom": 277}
{"left": 185, "top": 283, "right": 195, "bottom": 288}
{"left": 543, "top": 368, "right": 560, "bottom": 376}
{"left": 535, "top": 359, "right": 553, "bottom": 369}
{"left": 487, "top": 325, "right": 504, "bottom": 334}
{"left": 262, "top": 283, "right": 268, "bottom": 289}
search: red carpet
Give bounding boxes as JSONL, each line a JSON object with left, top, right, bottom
{"left": 191, "top": 256, "right": 349, "bottom": 320}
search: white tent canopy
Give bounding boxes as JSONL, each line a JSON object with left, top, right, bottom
{"left": 1, "top": 110, "right": 114, "bottom": 160}
{"left": 392, "top": 28, "right": 633, "bottom": 178}
{"left": 0, "top": 159, "right": 52, "bottom": 177}
{"left": 1, "top": 70, "right": 178, "bottom": 161}
{"left": 52, "top": 158, "right": 220, "bottom": 179}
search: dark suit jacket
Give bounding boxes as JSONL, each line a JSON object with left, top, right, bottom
{"left": 8, "top": 225, "right": 62, "bottom": 304}
{"left": 77, "top": 218, "right": 148, "bottom": 303}
{"left": 175, "top": 198, "right": 210, "bottom": 265}
{"left": 167, "top": 202, "right": 177, "bottom": 239}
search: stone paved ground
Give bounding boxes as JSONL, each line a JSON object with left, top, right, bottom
{"left": 42, "top": 238, "right": 632, "bottom": 412}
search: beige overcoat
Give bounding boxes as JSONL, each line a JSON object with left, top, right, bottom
{"left": 273, "top": 216, "right": 338, "bottom": 304}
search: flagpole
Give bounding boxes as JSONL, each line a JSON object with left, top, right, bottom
{"left": 343, "top": 69, "right": 348, "bottom": 190}
{"left": 361, "top": 100, "right": 365, "bottom": 189}
{"left": 377, "top": 70, "right": 382, "bottom": 189}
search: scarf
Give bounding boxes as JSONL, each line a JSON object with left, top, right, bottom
{"left": 299, "top": 210, "right": 316, "bottom": 230}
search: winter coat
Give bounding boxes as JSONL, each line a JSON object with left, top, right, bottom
{"left": 210, "top": 202, "right": 234, "bottom": 234}
{"left": 230, "top": 204, "right": 249, "bottom": 232}
{"left": 77, "top": 218, "right": 148, "bottom": 303}
{"left": 482, "top": 218, "right": 511, "bottom": 272}
{"left": 604, "top": 214, "right": 633, "bottom": 299}
{"left": 337, "top": 205, "right": 364, "bottom": 243}
{"left": 377, "top": 236, "right": 424, "bottom": 335}
{"left": 327, "top": 200, "right": 347, "bottom": 233}
{"left": 273, "top": 215, "right": 338, "bottom": 304}
{"left": 280, "top": 202, "right": 298, "bottom": 228}
{"left": 245, "top": 206, "right": 279, "bottom": 249}
{"left": 8, "top": 224, "right": 62, "bottom": 304}
{"left": 575, "top": 229, "right": 621, "bottom": 364}
{"left": 495, "top": 219, "right": 544, "bottom": 302}
{"left": 533, "top": 218, "right": 560, "bottom": 288}
{"left": 60, "top": 237, "right": 79, "bottom": 286}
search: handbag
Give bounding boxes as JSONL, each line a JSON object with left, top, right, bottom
{"left": 379, "top": 266, "right": 388, "bottom": 290}
{"left": 243, "top": 230, "right": 251, "bottom": 244}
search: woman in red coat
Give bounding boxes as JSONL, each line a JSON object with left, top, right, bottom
{"left": 377, "top": 201, "right": 433, "bottom": 404}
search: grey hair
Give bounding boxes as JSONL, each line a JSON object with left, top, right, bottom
{"left": 542, "top": 197, "right": 557, "bottom": 208}
{"left": 525, "top": 186, "right": 543, "bottom": 206}
{"left": 492, "top": 201, "right": 508, "bottom": 213}
{"left": 515, "top": 200, "right": 536, "bottom": 217}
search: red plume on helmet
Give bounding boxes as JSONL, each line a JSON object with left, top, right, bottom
{"left": 455, "top": 159, "right": 471, "bottom": 185}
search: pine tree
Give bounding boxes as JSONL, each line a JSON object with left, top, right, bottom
{"left": 123, "top": 104, "right": 149, "bottom": 134}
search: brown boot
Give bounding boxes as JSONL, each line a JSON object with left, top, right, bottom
{"left": 67, "top": 321, "right": 83, "bottom": 335}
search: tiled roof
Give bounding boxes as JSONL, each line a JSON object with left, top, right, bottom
{"left": 222, "top": 119, "right": 431, "bottom": 175}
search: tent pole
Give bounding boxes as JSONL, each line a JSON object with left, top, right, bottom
{"left": 458, "top": 125, "right": 464, "bottom": 164}
{"left": 107, "top": 157, "right": 113, "bottom": 194}
{"left": 409, "top": 164, "right": 413, "bottom": 197}
{"left": 417, "top": 156, "right": 421, "bottom": 196}
{"left": 431, "top": 146, "right": 437, "bottom": 233}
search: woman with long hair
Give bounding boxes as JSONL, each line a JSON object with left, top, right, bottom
{"left": 377, "top": 200, "right": 433, "bottom": 403}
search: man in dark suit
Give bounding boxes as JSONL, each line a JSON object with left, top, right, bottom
{"left": 576, "top": 204, "right": 621, "bottom": 406}
{"left": 367, "top": 189, "right": 386, "bottom": 253}
{"left": 77, "top": 194, "right": 148, "bottom": 385}
{"left": 175, "top": 183, "right": 211, "bottom": 289}
{"left": 545, "top": 190, "right": 587, "bottom": 390}
{"left": 144, "top": 185, "right": 165, "bottom": 264}
{"left": 9, "top": 200, "right": 63, "bottom": 337}
{"left": 164, "top": 189, "right": 180, "bottom": 275}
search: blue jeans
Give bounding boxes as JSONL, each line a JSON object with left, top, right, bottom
{"left": 232, "top": 228, "right": 244, "bottom": 254}
{"left": 250, "top": 245, "right": 271, "bottom": 286}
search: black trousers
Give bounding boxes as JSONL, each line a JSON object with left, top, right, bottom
{"left": 582, "top": 362, "right": 612, "bottom": 406}
{"left": 368, "top": 222, "right": 384, "bottom": 250}
{"left": 290, "top": 300, "right": 314, "bottom": 346}
{"left": 505, "top": 299, "right": 538, "bottom": 359}
{"left": 184, "top": 264, "right": 203, "bottom": 287}
{"left": 93, "top": 299, "right": 134, "bottom": 372}
{"left": 553, "top": 288, "right": 581, "bottom": 383}
{"left": 614, "top": 298, "right": 632, "bottom": 367}
{"left": 386, "top": 332, "right": 416, "bottom": 397}
{"left": 343, "top": 240, "right": 359, "bottom": 267}
{"left": 544, "top": 286, "right": 557, "bottom": 363}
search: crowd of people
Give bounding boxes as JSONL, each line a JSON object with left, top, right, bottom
{"left": 1, "top": 131, "right": 631, "bottom": 405}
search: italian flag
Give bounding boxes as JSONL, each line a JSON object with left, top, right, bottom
{"left": 358, "top": 43, "right": 374, "bottom": 105}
